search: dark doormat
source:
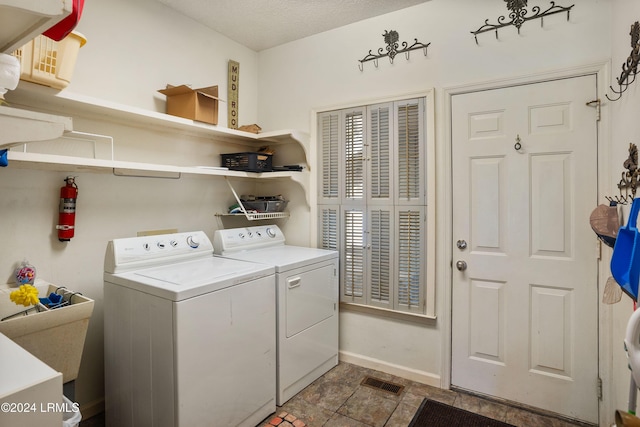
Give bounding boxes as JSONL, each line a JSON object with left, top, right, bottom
{"left": 408, "top": 399, "right": 516, "bottom": 427}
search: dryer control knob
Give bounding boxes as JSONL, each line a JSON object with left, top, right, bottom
{"left": 266, "top": 227, "right": 276, "bottom": 238}
{"left": 186, "top": 235, "right": 200, "bottom": 248}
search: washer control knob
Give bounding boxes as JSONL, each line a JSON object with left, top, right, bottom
{"left": 186, "top": 235, "right": 200, "bottom": 248}
{"left": 238, "top": 232, "right": 245, "bottom": 239}
{"left": 266, "top": 228, "right": 276, "bottom": 238}
{"left": 143, "top": 243, "right": 151, "bottom": 251}
{"left": 170, "top": 240, "right": 178, "bottom": 248}
{"left": 157, "top": 241, "right": 166, "bottom": 249}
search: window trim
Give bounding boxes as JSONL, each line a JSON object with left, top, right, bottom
{"left": 311, "top": 90, "right": 436, "bottom": 319}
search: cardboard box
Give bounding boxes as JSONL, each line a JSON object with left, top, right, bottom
{"left": 0, "top": 280, "right": 94, "bottom": 383}
{"left": 158, "top": 84, "right": 219, "bottom": 125}
{"left": 238, "top": 124, "right": 262, "bottom": 134}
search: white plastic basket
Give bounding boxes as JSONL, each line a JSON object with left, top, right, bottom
{"left": 13, "top": 32, "right": 86, "bottom": 89}
{"left": 62, "top": 395, "right": 82, "bottom": 427}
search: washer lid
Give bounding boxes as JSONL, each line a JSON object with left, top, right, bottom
{"left": 220, "top": 245, "right": 338, "bottom": 272}
{"left": 104, "top": 257, "right": 274, "bottom": 301}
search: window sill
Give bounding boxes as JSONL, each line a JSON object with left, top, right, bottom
{"left": 339, "top": 302, "right": 436, "bottom": 325}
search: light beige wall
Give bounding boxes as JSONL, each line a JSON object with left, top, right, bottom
{"left": 257, "top": 0, "right": 616, "bottom": 418}
{"left": 257, "top": 0, "right": 611, "bottom": 131}
{"left": 1, "top": 0, "right": 263, "bottom": 416}
{"left": 70, "top": 0, "right": 259, "bottom": 125}
{"left": 4, "top": 0, "right": 629, "bottom": 422}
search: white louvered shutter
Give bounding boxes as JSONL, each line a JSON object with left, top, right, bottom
{"left": 395, "top": 99, "right": 425, "bottom": 204}
{"left": 342, "top": 207, "right": 365, "bottom": 303}
{"left": 319, "top": 206, "right": 339, "bottom": 251}
{"left": 396, "top": 207, "right": 425, "bottom": 314}
{"left": 319, "top": 112, "right": 340, "bottom": 202}
{"left": 369, "top": 208, "right": 392, "bottom": 308}
{"left": 317, "top": 96, "right": 432, "bottom": 315}
{"left": 344, "top": 110, "right": 365, "bottom": 202}
{"left": 368, "top": 103, "right": 393, "bottom": 203}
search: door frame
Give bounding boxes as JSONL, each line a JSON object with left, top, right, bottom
{"left": 438, "top": 61, "right": 611, "bottom": 424}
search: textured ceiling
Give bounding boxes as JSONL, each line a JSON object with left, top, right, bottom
{"left": 155, "top": 0, "right": 431, "bottom": 51}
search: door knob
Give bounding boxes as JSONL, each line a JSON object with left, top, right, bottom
{"left": 455, "top": 260, "right": 467, "bottom": 271}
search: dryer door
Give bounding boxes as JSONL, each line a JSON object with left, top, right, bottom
{"left": 283, "top": 260, "right": 337, "bottom": 338}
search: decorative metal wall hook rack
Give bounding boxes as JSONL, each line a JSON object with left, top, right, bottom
{"left": 608, "top": 143, "right": 640, "bottom": 205}
{"left": 471, "top": 1, "right": 574, "bottom": 44}
{"left": 607, "top": 21, "right": 640, "bottom": 102}
{"left": 358, "top": 30, "right": 430, "bottom": 71}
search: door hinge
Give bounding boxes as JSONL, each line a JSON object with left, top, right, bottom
{"left": 596, "top": 238, "right": 602, "bottom": 260}
{"left": 597, "top": 377, "right": 603, "bottom": 400}
{"left": 586, "top": 99, "right": 601, "bottom": 122}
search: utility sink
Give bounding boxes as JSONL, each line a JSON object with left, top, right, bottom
{"left": 0, "top": 279, "right": 93, "bottom": 383}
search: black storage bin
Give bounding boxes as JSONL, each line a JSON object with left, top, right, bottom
{"left": 240, "top": 198, "right": 289, "bottom": 212}
{"left": 221, "top": 152, "right": 273, "bottom": 172}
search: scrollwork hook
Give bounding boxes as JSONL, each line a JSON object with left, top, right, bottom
{"left": 357, "top": 30, "right": 430, "bottom": 70}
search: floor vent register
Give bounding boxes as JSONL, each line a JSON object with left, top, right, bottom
{"left": 361, "top": 376, "right": 405, "bottom": 396}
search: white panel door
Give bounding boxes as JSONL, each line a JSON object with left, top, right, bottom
{"left": 451, "top": 75, "right": 599, "bottom": 424}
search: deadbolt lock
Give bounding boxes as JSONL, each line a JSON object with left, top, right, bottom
{"left": 456, "top": 240, "right": 467, "bottom": 250}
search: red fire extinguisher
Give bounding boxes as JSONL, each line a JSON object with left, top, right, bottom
{"left": 57, "top": 177, "right": 78, "bottom": 242}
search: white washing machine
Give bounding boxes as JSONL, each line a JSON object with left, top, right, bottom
{"left": 103, "top": 231, "right": 276, "bottom": 427}
{"left": 213, "top": 225, "right": 338, "bottom": 405}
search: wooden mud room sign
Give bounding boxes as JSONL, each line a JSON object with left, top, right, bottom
{"left": 228, "top": 60, "right": 239, "bottom": 129}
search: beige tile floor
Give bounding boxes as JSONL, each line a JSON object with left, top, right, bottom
{"left": 80, "top": 361, "right": 594, "bottom": 427}
{"left": 259, "top": 362, "right": 594, "bottom": 427}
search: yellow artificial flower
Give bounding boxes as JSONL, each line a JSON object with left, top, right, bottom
{"left": 10, "top": 284, "right": 39, "bottom": 307}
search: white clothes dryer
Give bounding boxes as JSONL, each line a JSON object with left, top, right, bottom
{"left": 103, "top": 231, "right": 276, "bottom": 427}
{"left": 213, "top": 225, "right": 339, "bottom": 405}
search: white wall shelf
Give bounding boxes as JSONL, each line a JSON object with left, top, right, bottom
{"left": 7, "top": 83, "right": 310, "bottom": 161}
{"left": 0, "top": 83, "right": 309, "bottom": 181}
{"left": 0, "top": 0, "right": 72, "bottom": 53}
{"left": 8, "top": 151, "right": 311, "bottom": 209}
{"left": 4, "top": 82, "right": 311, "bottom": 211}
{"left": 7, "top": 151, "right": 307, "bottom": 180}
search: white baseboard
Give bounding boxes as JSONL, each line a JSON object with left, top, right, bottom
{"left": 339, "top": 350, "right": 441, "bottom": 388}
